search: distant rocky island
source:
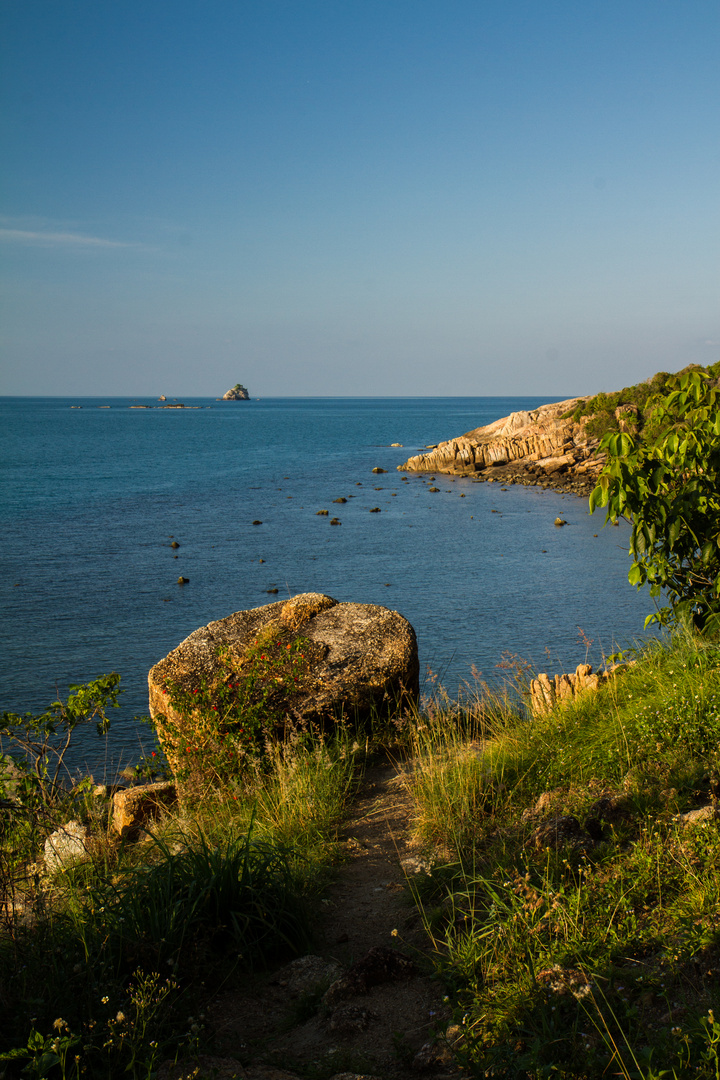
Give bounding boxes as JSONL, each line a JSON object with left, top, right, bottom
{"left": 222, "top": 383, "right": 250, "bottom": 400}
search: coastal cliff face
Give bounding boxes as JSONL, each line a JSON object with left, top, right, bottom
{"left": 399, "top": 396, "right": 606, "bottom": 494}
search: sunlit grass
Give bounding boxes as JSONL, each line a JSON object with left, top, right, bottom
{"left": 399, "top": 628, "right": 720, "bottom": 1077}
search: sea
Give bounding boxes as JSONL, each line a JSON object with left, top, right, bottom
{"left": 0, "top": 395, "right": 653, "bottom": 778}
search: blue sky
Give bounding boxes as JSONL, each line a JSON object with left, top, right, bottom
{"left": 1, "top": 0, "right": 718, "bottom": 396}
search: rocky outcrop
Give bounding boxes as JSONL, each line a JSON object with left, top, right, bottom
{"left": 529, "top": 661, "right": 634, "bottom": 715}
{"left": 399, "top": 396, "right": 605, "bottom": 493}
{"left": 148, "top": 593, "right": 419, "bottom": 795}
{"left": 530, "top": 663, "right": 609, "bottom": 715}
{"left": 112, "top": 780, "right": 177, "bottom": 840}
{"left": 222, "top": 383, "right": 250, "bottom": 400}
{"left": 44, "top": 820, "right": 89, "bottom": 873}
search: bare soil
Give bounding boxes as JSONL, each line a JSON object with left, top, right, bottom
{"left": 207, "top": 757, "right": 464, "bottom": 1080}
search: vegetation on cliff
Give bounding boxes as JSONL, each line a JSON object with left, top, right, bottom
{"left": 564, "top": 360, "right": 720, "bottom": 439}
{"left": 591, "top": 367, "right": 720, "bottom": 632}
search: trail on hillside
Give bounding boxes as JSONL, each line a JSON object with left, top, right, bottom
{"left": 205, "top": 758, "right": 464, "bottom": 1080}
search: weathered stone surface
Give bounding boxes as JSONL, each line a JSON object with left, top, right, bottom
{"left": 329, "top": 1075, "right": 383, "bottom": 1080}
{"left": 222, "top": 383, "right": 250, "bottom": 400}
{"left": 329, "top": 1003, "right": 377, "bottom": 1033}
{"left": 274, "top": 954, "right": 343, "bottom": 996}
{"left": 112, "top": 780, "right": 177, "bottom": 839}
{"left": 149, "top": 594, "right": 419, "bottom": 792}
{"left": 530, "top": 663, "right": 608, "bottom": 715}
{"left": 158, "top": 1055, "right": 383, "bottom": 1079}
{"left": 615, "top": 403, "right": 639, "bottom": 432}
{"left": 323, "top": 946, "right": 416, "bottom": 1007}
{"left": 674, "top": 805, "right": 720, "bottom": 827}
{"left": 584, "top": 794, "right": 631, "bottom": 840}
{"left": 399, "top": 397, "right": 605, "bottom": 490}
{"left": 44, "top": 820, "right": 89, "bottom": 873}
{"left": 158, "top": 1061, "right": 299, "bottom": 1080}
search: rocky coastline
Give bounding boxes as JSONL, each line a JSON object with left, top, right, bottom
{"left": 399, "top": 395, "right": 605, "bottom": 497}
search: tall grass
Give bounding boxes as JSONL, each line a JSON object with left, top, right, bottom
{"left": 0, "top": 727, "right": 359, "bottom": 1078}
{"left": 401, "top": 629, "right": 720, "bottom": 1077}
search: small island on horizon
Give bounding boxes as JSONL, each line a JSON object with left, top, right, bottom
{"left": 222, "top": 383, "right": 250, "bottom": 400}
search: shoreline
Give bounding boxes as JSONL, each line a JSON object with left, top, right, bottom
{"left": 398, "top": 394, "right": 603, "bottom": 498}
{"left": 399, "top": 457, "right": 596, "bottom": 498}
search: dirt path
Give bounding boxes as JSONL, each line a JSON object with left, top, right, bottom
{"left": 206, "top": 757, "right": 464, "bottom": 1080}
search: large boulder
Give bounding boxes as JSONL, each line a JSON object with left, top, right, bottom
{"left": 148, "top": 593, "right": 418, "bottom": 796}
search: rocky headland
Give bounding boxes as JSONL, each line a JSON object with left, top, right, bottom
{"left": 399, "top": 395, "right": 605, "bottom": 496}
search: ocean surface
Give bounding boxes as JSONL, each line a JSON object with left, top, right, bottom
{"left": 0, "top": 395, "right": 653, "bottom": 777}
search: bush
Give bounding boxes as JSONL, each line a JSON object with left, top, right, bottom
{"left": 591, "top": 369, "right": 720, "bottom": 630}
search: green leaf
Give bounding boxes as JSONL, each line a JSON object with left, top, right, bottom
{"left": 589, "top": 485, "right": 607, "bottom": 512}
{"left": 628, "top": 563, "right": 643, "bottom": 586}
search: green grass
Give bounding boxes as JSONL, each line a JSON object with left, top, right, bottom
{"left": 401, "top": 628, "right": 720, "bottom": 1077}
{"left": 0, "top": 728, "right": 359, "bottom": 1078}
{"left": 5, "top": 631, "right": 720, "bottom": 1077}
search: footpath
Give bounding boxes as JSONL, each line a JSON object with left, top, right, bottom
{"left": 160, "top": 760, "right": 465, "bottom": 1080}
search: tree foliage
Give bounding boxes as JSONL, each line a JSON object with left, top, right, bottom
{"left": 590, "top": 369, "right": 720, "bottom": 630}
{"left": 1, "top": 672, "right": 122, "bottom": 805}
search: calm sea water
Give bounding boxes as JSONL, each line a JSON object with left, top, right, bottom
{"left": 0, "top": 396, "right": 652, "bottom": 775}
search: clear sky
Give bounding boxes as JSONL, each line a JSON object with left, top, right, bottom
{"left": 0, "top": 0, "right": 718, "bottom": 397}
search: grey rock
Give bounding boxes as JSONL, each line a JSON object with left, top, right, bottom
{"left": 275, "top": 954, "right": 343, "bottom": 996}
{"left": 149, "top": 594, "right": 418, "bottom": 799}
{"left": 530, "top": 815, "right": 594, "bottom": 853}
{"left": 44, "top": 820, "right": 89, "bottom": 873}
{"left": 675, "top": 805, "right": 720, "bottom": 827}
{"left": 222, "top": 384, "right": 250, "bottom": 400}
{"left": 323, "top": 946, "right": 416, "bottom": 1007}
{"left": 329, "top": 1003, "right": 377, "bottom": 1033}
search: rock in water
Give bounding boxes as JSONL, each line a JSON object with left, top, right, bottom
{"left": 148, "top": 593, "right": 419, "bottom": 796}
{"left": 222, "top": 383, "right": 250, "bottom": 400}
